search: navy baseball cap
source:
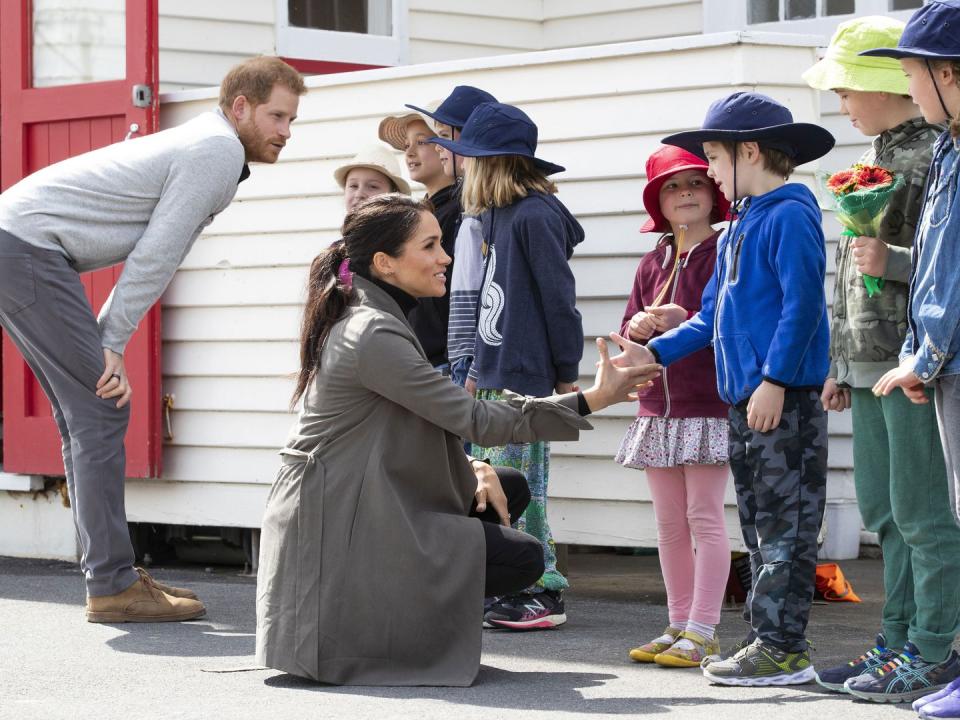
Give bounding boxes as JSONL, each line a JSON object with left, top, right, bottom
{"left": 860, "top": 0, "right": 960, "bottom": 60}
{"left": 661, "top": 92, "right": 835, "bottom": 166}
{"left": 406, "top": 85, "right": 497, "bottom": 130}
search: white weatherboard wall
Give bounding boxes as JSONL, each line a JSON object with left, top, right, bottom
{"left": 542, "top": 0, "right": 703, "bottom": 48}
{"left": 407, "top": 0, "right": 704, "bottom": 63}
{"left": 133, "top": 32, "right": 853, "bottom": 550}
{"left": 158, "top": 0, "right": 276, "bottom": 93}
{"left": 155, "top": 1, "right": 706, "bottom": 91}
{"left": 407, "top": 0, "right": 543, "bottom": 64}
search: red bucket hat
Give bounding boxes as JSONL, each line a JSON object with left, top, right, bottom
{"left": 641, "top": 145, "right": 729, "bottom": 233}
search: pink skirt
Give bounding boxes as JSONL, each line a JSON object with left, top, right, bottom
{"left": 615, "top": 416, "right": 729, "bottom": 470}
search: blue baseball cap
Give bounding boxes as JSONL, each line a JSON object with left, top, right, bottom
{"left": 661, "top": 92, "right": 835, "bottom": 166}
{"left": 405, "top": 85, "right": 497, "bottom": 130}
{"left": 428, "top": 102, "right": 565, "bottom": 176}
{"left": 860, "top": 0, "right": 960, "bottom": 60}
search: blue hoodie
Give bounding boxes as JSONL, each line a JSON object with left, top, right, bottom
{"left": 470, "top": 192, "right": 585, "bottom": 397}
{"left": 649, "top": 183, "right": 829, "bottom": 406}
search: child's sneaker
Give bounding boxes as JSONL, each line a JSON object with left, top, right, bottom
{"left": 702, "top": 639, "right": 816, "bottom": 686}
{"left": 482, "top": 596, "right": 499, "bottom": 628}
{"left": 815, "top": 632, "right": 896, "bottom": 692}
{"left": 844, "top": 643, "right": 960, "bottom": 704}
{"left": 919, "top": 681, "right": 960, "bottom": 719}
{"left": 655, "top": 630, "right": 720, "bottom": 668}
{"left": 915, "top": 676, "right": 960, "bottom": 713}
{"left": 701, "top": 631, "right": 756, "bottom": 668}
{"left": 484, "top": 590, "right": 566, "bottom": 630}
{"left": 628, "top": 626, "right": 682, "bottom": 663}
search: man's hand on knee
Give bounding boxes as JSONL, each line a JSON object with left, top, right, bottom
{"left": 96, "top": 348, "right": 133, "bottom": 408}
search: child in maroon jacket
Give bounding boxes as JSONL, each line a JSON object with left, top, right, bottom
{"left": 619, "top": 146, "right": 731, "bottom": 668}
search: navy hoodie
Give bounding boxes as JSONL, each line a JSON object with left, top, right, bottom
{"left": 470, "top": 192, "right": 585, "bottom": 397}
{"left": 648, "top": 183, "right": 829, "bottom": 406}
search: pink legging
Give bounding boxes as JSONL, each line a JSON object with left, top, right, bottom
{"left": 646, "top": 464, "right": 731, "bottom": 626}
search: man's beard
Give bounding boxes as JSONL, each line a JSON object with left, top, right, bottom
{"left": 237, "top": 120, "right": 273, "bottom": 163}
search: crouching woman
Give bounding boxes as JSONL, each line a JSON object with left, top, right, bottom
{"left": 256, "top": 194, "right": 659, "bottom": 687}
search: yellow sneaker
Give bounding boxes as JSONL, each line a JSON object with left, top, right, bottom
{"left": 655, "top": 630, "right": 721, "bottom": 668}
{"left": 629, "top": 626, "right": 682, "bottom": 663}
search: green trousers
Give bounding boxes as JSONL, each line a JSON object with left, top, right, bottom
{"left": 852, "top": 387, "right": 960, "bottom": 662}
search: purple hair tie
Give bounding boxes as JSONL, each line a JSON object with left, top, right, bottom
{"left": 337, "top": 258, "right": 353, "bottom": 289}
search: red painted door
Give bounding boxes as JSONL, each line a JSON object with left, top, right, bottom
{"left": 0, "top": 0, "right": 161, "bottom": 477}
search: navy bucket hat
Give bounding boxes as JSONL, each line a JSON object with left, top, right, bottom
{"left": 428, "top": 102, "right": 566, "bottom": 176}
{"left": 406, "top": 85, "right": 497, "bottom": 130}
{"left": 661, "top": 92, "right": 836, "bottom": 166}
{"left": 860, "top": 0, "right": 960, "bottom": 60}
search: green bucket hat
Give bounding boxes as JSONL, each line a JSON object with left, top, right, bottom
{"left": 802, "top": 16, "right": 909, "bottom": 94}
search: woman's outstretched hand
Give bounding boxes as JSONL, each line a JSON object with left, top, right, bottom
{"left": 581, "top": 336, "right": 660, "bottom": 412}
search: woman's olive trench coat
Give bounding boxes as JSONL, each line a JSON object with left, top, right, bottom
{"left": 255, "top": 276, "right": 591, "bottom": 686}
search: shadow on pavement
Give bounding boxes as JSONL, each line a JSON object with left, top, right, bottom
{"left": 261, "top": 664, "right": 849, "bottom": 714}
{"left": 104, "top": 620, "right": 255, "bottom": 658}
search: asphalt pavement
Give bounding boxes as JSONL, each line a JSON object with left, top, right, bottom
{"left": 0, "top": 550, "right": 922, "bottom": 720}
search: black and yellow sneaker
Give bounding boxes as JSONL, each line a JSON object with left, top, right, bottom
{"left": 702, "top": 639, "right": 815, "bottom": 687}
{"left": 844, "top": 642, "right": 960, "bottom": 704}
{"left": 701, "top": 631, "right": 756, "bottom": 669}
{"left": 815, "top": 632, "right": 896, "bottom": 693}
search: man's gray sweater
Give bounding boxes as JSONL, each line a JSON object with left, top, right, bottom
{"left": 0, "top": 110, "right": 246, "bottom": 354}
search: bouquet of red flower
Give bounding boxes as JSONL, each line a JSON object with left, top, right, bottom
{"left": 818, "top": 164, "right": 903, "bottom": 297}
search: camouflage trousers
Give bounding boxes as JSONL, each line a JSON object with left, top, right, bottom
{"left": 729, "top": 389, "right": 827, "bottom": 652}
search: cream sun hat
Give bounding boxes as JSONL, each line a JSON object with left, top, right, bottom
{"left": 332, "top": 143, "right": 411, "bottom": 195}
{"left": 802, "top": 16, "right": 910, "bottom": 94}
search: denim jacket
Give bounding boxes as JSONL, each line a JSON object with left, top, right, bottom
{"left": 902, "top": 133, "right": 960, "bottom": 381}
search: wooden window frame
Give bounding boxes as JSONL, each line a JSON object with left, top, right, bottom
{"left": 275, "top": 0, "right": 409, "bottom": 67}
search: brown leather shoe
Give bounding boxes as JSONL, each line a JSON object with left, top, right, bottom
{"left": 86, "top": 569, "right": 206, "bottom": 623}
{"left": 146, "top": 575, "right": 199, "bottom": 601}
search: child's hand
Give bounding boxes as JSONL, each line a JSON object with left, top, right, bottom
{"left": 851, "top": 236, "right": 888, "bottom": 278}
{"left": 873, "top": 358, "right": 928, "bottom": 404}
{"left": 627, "top": 311, "right": 658, "bottom": 342}
{"left": 747, "top": 381, "right": 785, "bottom": 432}
{"left": 821, "top": 378, "right": 851, "bottom": 412}
{"left": 608, "top": 331, "right": 656, "bottom": 368}
{"left": 646, "top": 304, "right": 688, "bottom": 333}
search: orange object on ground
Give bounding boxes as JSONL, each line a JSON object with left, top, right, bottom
{"left": 815, "top": 562, "right": 861, "bottom": 602}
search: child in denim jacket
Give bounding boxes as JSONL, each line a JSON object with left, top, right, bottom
{"left": 869, "top": 1, "right": 960, "bottom": 713}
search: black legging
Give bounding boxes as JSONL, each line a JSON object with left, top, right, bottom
{"left": 469, "top": 467, "right": 544, "bottom": 597}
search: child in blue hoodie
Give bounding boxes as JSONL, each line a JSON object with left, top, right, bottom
{"left": 433, "top": 102, "right": 583, "bottom": 631}
{"left": 613, "top": 92, "right": 835, "bottom": 687}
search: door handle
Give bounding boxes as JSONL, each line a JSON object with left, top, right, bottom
{"left": 124, "top": 123, "right": 140, "bottom": 141}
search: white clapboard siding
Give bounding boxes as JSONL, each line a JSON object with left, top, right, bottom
{"left": 158, "top": 0, "right": 275, "bottom": 92}
{"left": 138, "top": 32, "right": 854, "bottom": 545}
{"left": 408, "top": 0, "right": 544, "bottom": 61}
{"left": 542, "top": 0, "right": 703, "bottom": 48}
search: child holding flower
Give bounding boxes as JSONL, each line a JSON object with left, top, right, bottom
{"left": 802, "top": 15, "right": 960, "bottom": 704}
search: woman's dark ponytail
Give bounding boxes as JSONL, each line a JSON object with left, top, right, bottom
{"left": 291, "top": 240, "right": 350, "bottom": 407}
{"left": 292, "top": 194, "right": 433, "bottom": 407}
